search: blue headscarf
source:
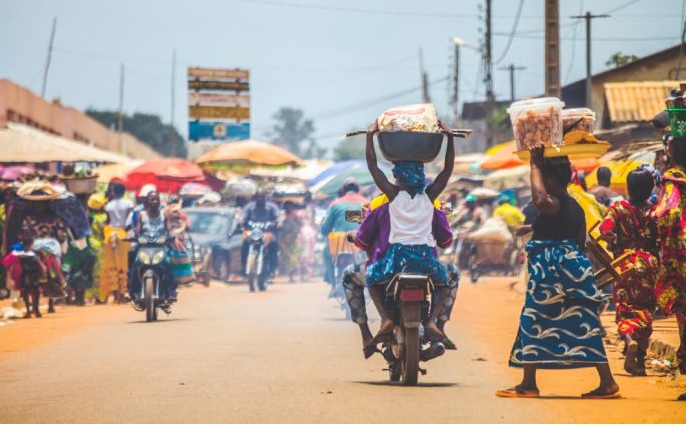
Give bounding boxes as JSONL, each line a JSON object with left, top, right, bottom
{"left": 392, "top": 161, "right": 425, "bottom": 196}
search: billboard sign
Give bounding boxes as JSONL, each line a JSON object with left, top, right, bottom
{"left": 188, "top": 66, "right": 250, "bottom": 142}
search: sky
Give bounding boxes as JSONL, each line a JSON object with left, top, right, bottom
{"left": 1, "top": 0, "right": 684, "bottom": 157}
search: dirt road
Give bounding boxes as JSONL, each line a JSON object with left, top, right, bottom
{"left": 0, "top": 275, "right": 684, "bottom": 423}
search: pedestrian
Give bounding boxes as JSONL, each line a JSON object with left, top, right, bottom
{"left": 296, "top": 207, "right": 317, "bottom": 282}
{"left": 496, "top": 146, "right": 620, "bottom": 399}
{"left": 652, "top": 135, "right": 686, "bottom": 389}
{"left": 598, "top": 167, "right": 661, "bottom": 376}
{"left": 588, "top": 166, "right": 624, "bottom": 207}
{"left": 86, "top": 192, "right": 108, "bottom": 304}
{"left": 278, "top": 201, "right": 302, "bottom": 283}
{"left": 102, "top": 183, "right": 134, "bottom": 303}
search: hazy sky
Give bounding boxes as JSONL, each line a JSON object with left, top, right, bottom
{"left": 1, "top": 0, "right": 683, "bottom": 156}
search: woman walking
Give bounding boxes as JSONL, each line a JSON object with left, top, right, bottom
{"left": 496, "top": 145, "right": 619, "bottom": 399}
{"left": 598, "top": 168, "right": 661, "bottom": 376}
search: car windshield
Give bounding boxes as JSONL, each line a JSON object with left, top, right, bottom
{"left": 186, "top": 211, "right": 232, "bottom": 235}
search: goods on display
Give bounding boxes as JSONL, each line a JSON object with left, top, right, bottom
{"left": 561, "top": 107, "right": 596, "bottom": 134}
{"left": 507, "top": 97, "right": 564, "bottom": 150}
{"left": 377, "top": 103, "right": 440, "bottom": 133}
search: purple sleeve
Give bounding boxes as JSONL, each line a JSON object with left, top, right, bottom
{"left": 355, "top": 206, "right": 381, "bottom": 250}
{"left": 432, "top": 208, "right": 453, "bottom": 249}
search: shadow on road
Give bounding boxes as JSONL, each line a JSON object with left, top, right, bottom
{"left": 355, "top": 381, "right": 458, "bottom": 388}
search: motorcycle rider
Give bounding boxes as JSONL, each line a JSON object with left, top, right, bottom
{"left": 365, "top": 119, "right": 455, "bottom": 344}
{"left": 128, "top": 191, "right": 177, "bottom": 305}
{"left": 319, "top": 178, "right": 369, "bottom": 292}
{"left": 240, "top": 189, "right": 280, "bottom": 277}
{"left": 343, "top": 193, "right": 459, "bottom": 358}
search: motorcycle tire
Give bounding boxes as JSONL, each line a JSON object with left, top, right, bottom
{"left": 401, "top": 327, "right": 420, "bottom": 386}
{"left": 257, "top": 272, "right": 268, "bottom": 292}
{"left": 248, "top": 272, "right": 258, "bottom": 292}
{"left": 144, "top": 277, "right": 155, "bottom": 322}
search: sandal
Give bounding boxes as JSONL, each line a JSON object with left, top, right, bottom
{"left": 495, "top": 387, "right": 540, "bottom": 398}
{"left": 362, "top": 343, "right": 381, "bottom": 359}
{"left": 581, "top": 388, "right": 621, "bottom": 399}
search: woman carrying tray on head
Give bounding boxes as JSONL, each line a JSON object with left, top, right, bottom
{"left": 364, "top": 120, "right": 454, "bottom": 342}
{"left": 496, "top": 145, "right": 619, "bottom": 399}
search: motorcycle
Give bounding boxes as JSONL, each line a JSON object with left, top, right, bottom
{"left": 243, "top": 220, "right": 276, "bottom": 292}
{"left": 344, "top": 209, "right": 446, "bottom": 386}
{"left": 327, "top": 231, "right": 365, "bottom": 319}
{"left": 128, "top": 233, "right": 176, "bottom": 322}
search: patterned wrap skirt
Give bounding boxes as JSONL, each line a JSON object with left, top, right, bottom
{"left": 365, "top": 243, "right": 447, "bottom": 287}
{"left": 508, "top": 239, "right": 609, "bottom": 369}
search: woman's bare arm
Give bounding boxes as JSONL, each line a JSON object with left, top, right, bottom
{"left": 366, "top": 121, "right": 398, "bottom": 201}
{"left": 530, "top": 145, "right": 560, "bottom": 216}
{"left": 426, "top": 121, "right": 455, "bottom": 202}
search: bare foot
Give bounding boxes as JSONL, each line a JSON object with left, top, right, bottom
{"left": 424, "top": 321, "right": 446, "bottom": 342}
{"left": 581, "top": 383, "right": 620, "bottom": 399}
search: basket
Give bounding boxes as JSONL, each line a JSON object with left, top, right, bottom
{"left": 377, "top": 131, "right": 444, "bottom": 163}
{"left": 62, "top": 175, "right": 98, "bottom": 194}
{"left": 667, "top": 108, "right": 686, "bottom": 136}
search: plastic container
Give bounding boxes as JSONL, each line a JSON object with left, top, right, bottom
{"left": 561, "top": 107, "right": 596, "bottom": 134}
{"left": 507, "top": 97, "right": 564, "bottom": 150}
{"left": 377, "top": 131, "right": 444, "bottom": 163}
{"left": 667, "top": 108, "right": 686, "bottom": 136}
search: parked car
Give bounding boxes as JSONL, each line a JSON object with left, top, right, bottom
{"left": 183, "top": 205, "right": 243, "bottom": 283}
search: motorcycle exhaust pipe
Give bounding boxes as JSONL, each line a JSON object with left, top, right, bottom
{"left": 420, "top": 342, "right": 446, "bottom": 362}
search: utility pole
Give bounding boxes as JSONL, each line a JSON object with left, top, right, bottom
{"left": 572, "top": 11, "right": 610, "bottom": 108}
{"left": 484, "top": 0, "right": 495, "bottom": 148}
{"left": 499, "top": 64, "right": 527, "bottom": 103}
{"left": 452, "top": 38, "right": 465, "bottom": 127}
{"left": 419, "top": 48, "right": 431, "bottom": 103}
{"left": 170, "top": 50, "right": 177, "bottom": 158}
{"left": 545, "top": 0, "right": 560, "bottom": 98}
{"left": 118, "top": 63, "right": 125, "bottom": 154}
{"left": 41, "top": 17, "right": 57, "bottom": 98}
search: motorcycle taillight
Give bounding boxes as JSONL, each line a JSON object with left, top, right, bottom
{"left": 399, "top": 288, "right": 425, "bottom": 302}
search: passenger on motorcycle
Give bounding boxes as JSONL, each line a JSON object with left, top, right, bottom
{"left": 127, "top": 191, "right": 178, "bottom": 303}
{"left": 239, "top": 189, "right": 280, "bottom": 277}
{"left": 365, "top": 120, "right": 455, "bottom": 344}
{"left": 344, "top": 193, "right": 459, "bottom": 358}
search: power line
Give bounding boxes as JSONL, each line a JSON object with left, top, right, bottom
{"left": 493, "top": 0, "right": 525, "bottom": 65}
{"left": 601, "top": 0, "right": 643, "bottom": 15}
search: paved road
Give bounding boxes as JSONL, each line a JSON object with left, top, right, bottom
{"left": 0, "top": 277, "right": 683, "bottom": 423}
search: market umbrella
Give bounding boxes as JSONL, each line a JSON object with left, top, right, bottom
{"left": 309, "top": 160, "right": 392, "bottom": 198}
{"left": 194, "top": 139, "right": 304, "bottom": 173}
{"left": 483, "top": 165, "right": 530, "bottom": 190}
{"left": 585, "top": 159, "right": 646, "bottom": 197}
{"left": 93, "top": 160, "right": 145, "bottom": 184}
{"left": 120, "top": 158, "right": 207, "bottom": 194}
{"left": 480, "top": 141, "right": 523, "bottom": 171}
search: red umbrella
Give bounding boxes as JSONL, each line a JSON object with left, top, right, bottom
{"left": 120, "top": 158, "right": 207, "bottom": 194}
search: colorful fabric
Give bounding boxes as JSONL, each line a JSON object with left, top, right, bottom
{"left": 508, "top": 239, "right": 609, "bottom": 369}
{"left": 278, "top": 211, "right": 302, "bottom": 274}
{"left": 493, "top": 203, "right": 526, "bottom": 230}
{"left": 598, "top": 200, "right": 660, "bottom": 347}
{"left": 101, "top": 225, "right": 130, "bottom": 298}
{"left": 87, "top": 211, "right": 107, "bottom": 301}
{"left": 365, "top": 243, "right": 447, "bottom": 287}
{"left": 391, "top": 161, "right": 425, "bottom": 197}
{"left": 652, "top": 166, "right": 686, "bottom": 315}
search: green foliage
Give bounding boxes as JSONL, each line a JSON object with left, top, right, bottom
{"left": 487, "top": 105, "right": 513, "bottom": 143}
{"left": 267, "top": 107, "right": 316, "bottom": 158}
{"left": 605, "top": 52, "right": 639, "bottom": 68}
{"left": 86, "top": 109, "right": 186, "bottom": 157}
{"left": 332, "top": 134, "right": 365, "bottom": 161}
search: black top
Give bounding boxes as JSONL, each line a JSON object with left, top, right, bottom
{"left": 531, "top": 194, "right": 585, "bottom": 241}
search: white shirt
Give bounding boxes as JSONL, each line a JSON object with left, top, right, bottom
{"left": 105, "top": 197, "right": 134, "bottom": 228}
{"left": 388, "top": 191, "right": 436, "bottom": 247}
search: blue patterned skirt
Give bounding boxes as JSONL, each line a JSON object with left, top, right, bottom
{"left": 508, "top": 239, "right": 608, "bottom": 369}
{"left": 365, "top": 243, "right": 447, "bottom": 287}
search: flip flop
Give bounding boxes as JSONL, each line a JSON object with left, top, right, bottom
{"left": 443, "top": 336, "right": 457, "bottom": 350}
{"left": 495, "top": 387, "right": 540, "bottom": 398}
{"left": 581, "top": 389, "right": 621, "bottom": 399}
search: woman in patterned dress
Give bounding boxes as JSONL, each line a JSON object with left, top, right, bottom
{"left": 653, "top": 136, "right": 686, "bottom": 377}
{"left": 496, "top": 146, "right": 619, "bottom": 399}
{"left": 598, "top": 168, "right": 661, "bottom": 376}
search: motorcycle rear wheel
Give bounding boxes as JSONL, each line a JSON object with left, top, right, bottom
{"left": 144, "top": 277, "right": 156, "bottom": 322}
{"left": 401, "top": 327, "right": 420, "bottom": 386}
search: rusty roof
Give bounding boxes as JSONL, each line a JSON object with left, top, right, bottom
{"left": 604, "top": 81, "right": 681, "bottom": 124}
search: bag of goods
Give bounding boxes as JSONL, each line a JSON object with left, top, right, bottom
{"left": 468, "top": 217, "right": 513, "bottom": 243}
{"left": 507, "top": 97, "right": 564, "bottom": 151}
{"left": 377, "top": 103, "right": 440, "bottom": 133}
{"left": 224, "top": 178, "right": 257, "bottom": 198}
{"left": 376, "top": 103, "right": 444, "bottom": 163}
{"left": 561, "top": 107, "right": 595, "bottom": 135}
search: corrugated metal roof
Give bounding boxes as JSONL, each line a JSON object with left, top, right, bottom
{"left": 604, "top": 81, "right": 681, "bottom": 124}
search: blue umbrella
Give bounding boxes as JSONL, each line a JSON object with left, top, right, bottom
{"left": 308, "top": 159, "right": 366, "bottom": 187}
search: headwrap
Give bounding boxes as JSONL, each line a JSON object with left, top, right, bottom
{"left": 88, "top": 192, "right": 107, "bottom": 211}
{"left": 391, "top": 161, "right": 425, "bottom": 197}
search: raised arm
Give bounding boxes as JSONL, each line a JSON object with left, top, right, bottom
{"left": 366, "top": 121, "right": 398, "bottom": 200}
{"left": 530, "top": 145, "right": 560, "bottom": 216}
{"left": 426, "top": 121, "right": 455, "bottom": 202}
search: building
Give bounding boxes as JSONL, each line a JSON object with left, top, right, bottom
{"left": 0, "top": 78, "right": 161, "bottom": 160}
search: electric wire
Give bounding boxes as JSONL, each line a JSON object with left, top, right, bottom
{"left": 493, "top": 0, "right": 525, "bottom": 65}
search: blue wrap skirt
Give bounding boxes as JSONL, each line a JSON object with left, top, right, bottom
{"left": 365, "top": 243, "right": 447, "bottom": 287}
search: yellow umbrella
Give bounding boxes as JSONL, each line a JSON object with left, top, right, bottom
{"left": 194, "top": 139, "right": 304, "bottom": 173}
{"left": 585, "top": 159, "right": 644, "bottom": 197}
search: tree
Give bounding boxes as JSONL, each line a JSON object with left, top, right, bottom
{"left": 267, "top": 107, "right": 316, "bottom": 158}
{"left": 605, "top": 52, "right": 638, "bottom": 68}
{"left": 86, "top": 109, "right": 186, "bottom": 158}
